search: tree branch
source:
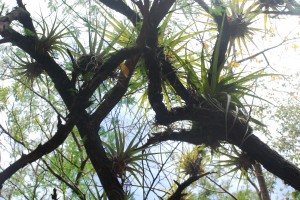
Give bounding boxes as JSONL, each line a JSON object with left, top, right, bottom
{"left": 76, "top": 111, "right": 126, "bottom": 199}
{"left": 42, "top": 160, "right": 85, "bottom": 200}
{"left": 149, "top": 0, "right": 176, "bottom": 27}
{"left": 145, "top": 47, "right": 169, "bottom": 117}
{"left": 97, "top": 0, "right": 141, "bottom": 26}
{"left": 0, "top": 117, "right": 75, "bottom": 189}
{"left": 254, "top": 163, "right": 271, "bottom": 200}
{"left": 262, "top": 10, "right": 300, "bottom": 15}
{"left": 16, "top": 0, "right": 37, "bottom": 35}
{"left": 83, "top": 47, "right": 144, "bottom": 98}
{"left": 0, "top": 6, "right": 30, "bottom": 32}
{"left": 0, "top": 123, "right": 26, "bottom": 147}
{"left": 161, "top": 55, "right": 193, "bottom": 104}
{"left": 78, "top": 54, "right": 141, "bottom": 199}
{"left": 237, "top": 39, "right": 291, "bottom": 63}
{"left": 247, "top": 175, "right": 263, "bottom": 200}
{"left": 141, "top": 106, "right": 300, "bottom": 191}
{"left": 207, "top": 176, "right": 238, "bottom": 200}
{"left": 168, "top": 172, "right": 212, "bottom": 200}
{"left": 0, "top": 28, "right": 74, "bottom": 108}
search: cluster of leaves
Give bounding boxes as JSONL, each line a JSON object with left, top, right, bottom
{"left": 0, "top": 0, "right": 299, "bottom": 199}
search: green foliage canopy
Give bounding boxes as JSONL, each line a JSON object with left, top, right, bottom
{"left": 0, "top": 0, "right": 300, "bottom": 199}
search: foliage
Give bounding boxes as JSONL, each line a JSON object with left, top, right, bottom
{"left": 102, "top": 120, "right": 153, "bottom": 185}
{"left": 178, "top": 145, "right": 206, "bottom": 177}
{"left": 0, "top": 0, "right": 299, "bottom": 199}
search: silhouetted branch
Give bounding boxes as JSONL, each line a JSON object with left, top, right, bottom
{"left": 16, "top": 0, "right": 37, "bottom": 35}
{"left": 168, "top": 172, "right": 212, "bottom": 200}
{"left": 0, "top": 117, "right": 75, "bottom": 188}
{"left": 141, "top": 105, "right": 300, "bottom": 191}
{"left": 98, "top": 0, "right": 141, "bottom": 26}
{"left": 0, "top": 7, "right": 30, "bottom": 32}
{"left": 43, "top": 160, "right": 85, "bottom": 199}
{"left": 0, "top": 28, "right": 74, "bottom": 108}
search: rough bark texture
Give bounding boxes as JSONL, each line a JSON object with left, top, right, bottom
{"left": 76, "top": 115, "right": 125, "bottom": 199}
{"left": 0, "top": 1, "right": 300, "bottom": 199}
{"left": 142, "top": 107, "right": 300, "bottom": 191}
{"left": 242, "top": 137, "right": 300, "bottom": 190}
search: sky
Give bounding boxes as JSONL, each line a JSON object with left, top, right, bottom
{"left": 2, "top": 0, "right": 300, "bottom": 199}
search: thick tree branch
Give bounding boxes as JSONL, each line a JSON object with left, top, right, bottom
{"left": 142, "top": 106, "right": 300, "bottom": 191}
{"left": 0, "top": 38, "right": 11, "bottom": 44}
{"left": 91, "top": 0, "right": 177, "bottom": 124}
{"left": 2, "top": 1, "right": 299, "bottom": 199}
{"left": 0, "top": 117, "right": 75, "bottom": 189}
{"left": 242, "top": 136, "right": 300, "bottom": 191}
{"left": 90, "top": 55, "right": 140, "bottom": 124}
{"left": 83, "top": 47, "right": 144, "bottom": 98}
{"left": 97, "top": 0, "right": 141, "bottom": 26}
{"left": 161, "top": 56, "right": 193, "bottom": 104}
{"left": 142, "top": 1, "right": 179, "bottom": 119}
{"left": 83, "top": 7, "right": 176, "bottom": 195}
{"left": 149, "top": 0, "right": 176, "bottom": 27}
{"left": 140, "top": 130, "right": 202, "bottom": 150}
{"left": 0, "top": 6, "right": 128, "bottom": 197}
{"left": 82, "top": 54, "right": 141, "bottom": 199}
{"left": 75, "top": 157, "right": 89, "bottom": 186}
{"left": 132, "top": 0, "right": 149, "bottom": 18}
{"left": 194, "top": 0, "right": 210, "bottom": 14}
{"left": 194, "top": 0, "right": 226, "bottom": 27}
{"left": 76, "top": 112, "right": 126, "bottom": 199}
{"left": 0, "top": 28, "right": 74, "bottom": 108}
{"left": 0, "top": 6, "right": 29, "bottom": 32}
{"left": 145, "top": 47, "right": 169, "bottom": 116}
{"left": 16, "top": 0, "right": 36, "bottom": 35}
{"left": 194, "top": 0, "right": 230, "bottom": 83}
{"left": 208, "top": 16, "right": 231, "bottom": 84}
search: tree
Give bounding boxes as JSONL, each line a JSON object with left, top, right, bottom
{"left": 0, "top": 0, "right": 299, "bottom": 199}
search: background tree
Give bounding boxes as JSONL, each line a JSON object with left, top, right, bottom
{"left": 0, "top": 0, "right": 300, "bottom": 199}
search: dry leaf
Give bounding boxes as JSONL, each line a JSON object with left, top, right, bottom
{"left": 120, "top": 63, "right": 129, "bottom": 78}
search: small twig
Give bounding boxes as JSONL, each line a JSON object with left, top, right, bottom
{"left": 206, "top": 176, "right": 238, "bottom": 200}
{"left": 144, "top": 142, "right": 181, "bottom": 199}
{"left": 43, "top": 160, "right": 85, "bottom": 199}
{"left": 0, "top": 124, "right": 26, "bottom": 146}
{"left": 261, "top": 10, "right": 300, "bottom": 16}
{"left": 247, "top": 175, "right": 262, "bottom": 200}
{"left": 13, "top": 77, "right": 66, "bottom": 120}
{"left": 237, "top": 39, "right": 291, "bottom": 63}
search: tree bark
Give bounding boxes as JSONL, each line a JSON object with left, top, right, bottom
{"left": 144, "top": 106, "right": 300, "bottom": 191}
{"left": 254, "top": 163, "right": 271, "bottom": 200}
{"left": 76, "top": 116, "right": 125, "bottom": 199}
